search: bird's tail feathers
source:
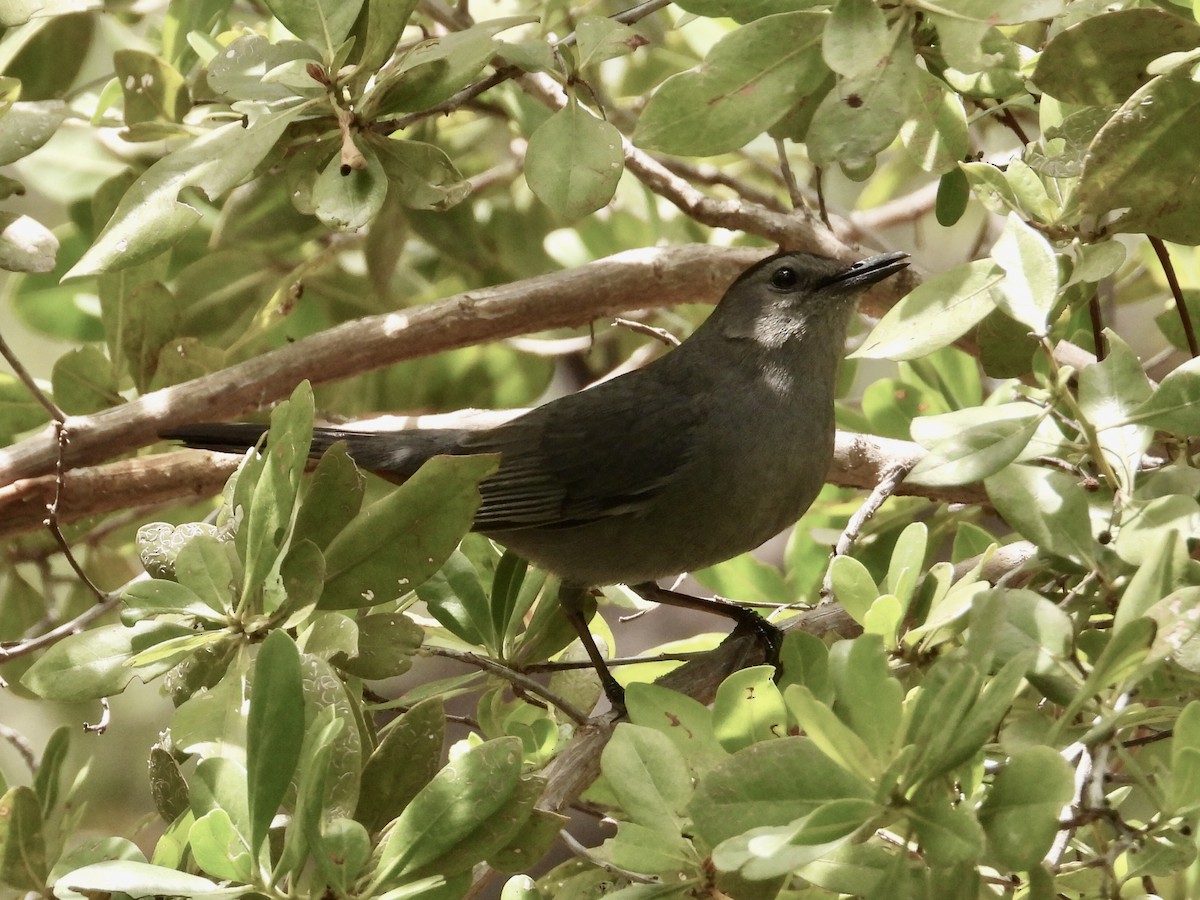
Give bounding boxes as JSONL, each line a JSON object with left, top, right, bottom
{"left": 163, "top": 423, "right": 463, "bottom": 480}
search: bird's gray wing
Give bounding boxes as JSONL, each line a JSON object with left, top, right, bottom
{"left": 462, "top": 376, "right": 700, "bottom": 532}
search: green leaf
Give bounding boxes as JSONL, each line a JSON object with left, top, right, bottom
{"left": 31, "top": 725, "right": 69, "bottom": 816}
{"left": 525, "top": 97, "right": 623, "bottom": 221}
{"left": 0, "top": 100, "right": 67, "bottom": 165}
{"left": 1077, "top": 330, "right": 1154, "bottom": 491}
{"left": 333, "top": 612, "right": 423, "bottom": 680}
{"left": 852, "top": 259, "right": 1004, "bottom": 360}
{"left": 673, "top": 0, "right": 800, "bottom": 20}
{"left": 575, "top": 15, "right": 643, "bottom": 68}
{"left": 823, "top": 0, "right": 888, "bottom": 78}
{"left": 313, "top": 818, "right": 371, "bottom": 894}
{"left": 416, "top": 549, "right": 493, "bottom": 648}
{"left": 403, "top": 774, "right": 544, "bottom": 881}
{"left": 936, "top": 167, "right": 970, "bottom": 226}
{"left": 986, "top": 589, "right": 1073, "bottom": 676}
{"left": 1079, "top": 69, "right": 1200, "bottom": 244}
{"left": 321, "top": 454, "right": 496, "bottom": 609}
{"left": 50, "top": 346, "right": 121, "bottom": 415}
{"left": 247, "top": 630, "right": 305, "bottom": 855}
{"left": 861, "top": 376, "right": 950, "bottom": 441}
{"left": 206, "top": 35, "right": 323, "bottom": 103}
{"left": 373, "top": 138, "right": 470, "bottom": 211}
{"left": 807, "top": 43, "right": 915, "bottom": 170}
{"left": 828, "top": 555, "right": 879, "bottom": 626}
{"left": 902, "top": 70, "right": 969, "bottom": 174}
{"left": 711, "top": 797, "right": 878, "bottom": 881}
{"left": 51, "top": 860, "right": 225, "bottom": 900}
{"left": 1171, "top": 701, "right": 1200, "bottom": 812}
{"left": 907, "top": 797, "right": 983, "bottom": 866}
{"left": 601, "top": 724, "right": 693, "bottom": 833}
{"left": 262, "top": 0, "right": 363, "bottom": 57}
{"left": 829, "top": 636, "right": 902, "bottom": 762}
{"left": 0, "top": 373, "right": 50, "bottom": 439}
{"left": 189, "top": 807, "right": 254, "bottom": 882}
{"left": 370, "top": 737, "right": 524, "bottom": 886}
{"left": 119, "top": 579, "right": 223, "bottom": 625}
{"left": 1055, "top": 618, "right": 1156, "bottom": 736}
{"left": 909, "top": 404, "right": 1047, "bottom": 487}
{"left": 148, "top": 746, "right": 190, "bottom": 823}
{"left": 777, "top": 631, "right": 832, "bottom": 702}
{"left": 20, "top": 620, "right": 192, "bottom": 700}
{"left": 113, "top": 50, "right": 190, "bottom": 125}
{"left": 240, "top": 381, "right": 313, "bottom": 601}
{"left": 297, "top": 654, "right": 362, "bottom": 818}
{"left": 977, "top": 747, "right": 1072, "bottom": 871}
{"left": 65, "top": 102, "right": 307, "bottom": 277}
{"left": 275, "top": 706, "right": 343, "bottom": 880}
{"left": 1125, "top": 357, "right": 1200, "bottom": 435}
{"left": 294, "top": 442, "right": 365, "bottom": 550}
{"left": 689, "top": 737, "right": 874, "bottom": 850}
{"left": 370, "top": 17, "right": 532, "bottom": 115}
{"left": 1114, "top": 529, "right": 1187, "bottom": 633}
{"left": 1033, "top": 9, "right": 1200, "bottom": 106}
{"left": 624, "top": 682, "right": 727, "bottom": 774}
{"left": 0, "top": 786, "right": 47, "bottom": 891}
{"left": 989, "top": 214, "right": 1059, "bottom": 335}
{"left": 603, "top": 822, "right": 698, "bottom": 878}
{"left": 0, "top": 212, "right": 51, "bottom": 272}
{"left": 984, "top": 464, "right": 1096, "bottom": 567}
{"left": 174, "top": 535, "right": 238, "bottom": 616}
{"left": 350, "top": 0, "right": 419, "bottom": 85}
{"left": 355, "top": 698, "right": 445, "bottom": 833}
{"left": 314, "top": 144, "right": 388, "bottom": 231}
{"left": 634, "top": 12, "right": 828, "bottom": 157}
{"left": 783, "top": 685, "right": 879, "bottom": 783}
{"left": 713, "top": 666, "right": 787, "bottom": 754}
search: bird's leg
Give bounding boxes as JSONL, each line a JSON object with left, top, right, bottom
{"left": 558, "top": 582, "right": 626, "bottom": 710}
{"left": 629, "top": 582, "right": 784, "bottom": 672}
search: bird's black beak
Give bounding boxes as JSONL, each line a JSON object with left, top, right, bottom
{"left": 827, "top": 251, "right": 910, "bottom": 290}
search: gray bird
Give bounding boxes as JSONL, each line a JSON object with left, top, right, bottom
{"left": 165, "top": 250, "right": 909, "bottom": 704}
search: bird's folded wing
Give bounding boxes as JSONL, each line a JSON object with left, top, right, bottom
{"left": 464, "top": 379, "right": 699, "bottom": 532}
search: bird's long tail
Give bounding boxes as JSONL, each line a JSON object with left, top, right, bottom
{"left": 163, "top": 423, "right": 464, "bottom": 480}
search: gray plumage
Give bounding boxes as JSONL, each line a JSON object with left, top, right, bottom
{"left": 167, "top": 251, "right": 908, "bottom": 590}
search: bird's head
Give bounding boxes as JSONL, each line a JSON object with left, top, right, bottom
{"left": 712, "top": 250, "right": 909, "bottom": 347}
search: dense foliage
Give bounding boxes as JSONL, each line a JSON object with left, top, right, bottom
{"left": 2, "top": 0, "right": 1200, "bottom": 897}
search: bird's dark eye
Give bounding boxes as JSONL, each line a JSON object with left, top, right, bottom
{"left": 770, "top": 267, "right": 798, "bottom": 289}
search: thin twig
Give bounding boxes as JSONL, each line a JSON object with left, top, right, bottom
{"left": 775, "top": 138, "right": 804, "bottom": 209}
{"left": 83, "top": 698, "right": 111, "bottom": 734}
{"left": 0, "top": 328, "right": 65, "bottom": 422}
{"left": 1088, "top": 291, "right": 1106, "bottom": 361}
{"left": 382, "top": 0, "right": 673, "bottom": 135}
{"left": 0, "top": 724, "right": 38, "bottom": 773}
{"left": 525, "top": 651, "right": 700, "bottom": 672}
{"left": 611, "top": 317, "right": 680, "bottom": 347}
{"left": 559, "top": 828, "right": 659, "bottom": 884}
{"left": 0, "top": 583, "right": 129, "bottom": 663}
{"left": 45, "top": 422, "right": 106, "bottom": 603}
{"left": 820, "top": 459, "right": 917, "bottom": 603}
{"left": 814, "top": 166, "right": 832, "bottom": 231}
{"left": 1149, "top": 237, "right": 1198, "bottom": 358}
{"left": 423, "top": 645, "right": 592, "bottom": 725}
